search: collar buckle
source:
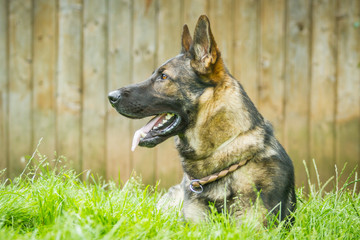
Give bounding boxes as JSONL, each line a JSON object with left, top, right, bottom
{"left": 190, "top": 179, "right": 203, "bottom": 194}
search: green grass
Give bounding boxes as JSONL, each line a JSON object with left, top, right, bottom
{"left": 0, "top": 149, "right": 359, "bottom": 239}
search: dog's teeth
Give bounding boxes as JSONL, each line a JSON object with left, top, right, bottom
{"left": 158, "top": 123, "right": 163, "bottom": 127}
{"left": 140, "top": 132, "right": 147, "bottom": 138}
{"left": 165, "top": 114, "right": 172, "bottom": 120}
{"left": 162, "top": 119, "right": 168, "bottom": 124}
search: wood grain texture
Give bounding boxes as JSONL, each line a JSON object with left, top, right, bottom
{"left": 233, "top": 0, "right": 259, "bottom": 106}
{"left": 131, "top": 0, "right": 157, "bottom": 184}
{"left": 335, "top": 0, "right": 360, "bottom": 188}
{"left": 0, "top": 0, "right": 8, "bottom": 177}
{"left": 82, "top": 0, "right": 107, "bottom": 178}
{"left": 310, "top": 0, "right": 337, "bottom": 185}
{"left": 57, "top": 0, "right": 82, "bottom": 172}
{"left": 285, "top": 0, "right": 311, "bottom": 188}
{"left": 8, "top": 0, "right": 33, "bottom": 178}
{"left": 156, "top": 0, "right": 183, "bottom": 189}
{"left": 208, "top": 0, "right": 234, "bottom": 73}
{"left": 33, "top": 0, "right": 57, "bottom": 161}
{"left": 183, "top": 0, "right": 208, "bottom": 33}
{"left": 259, "top": 0, "right": 286, "bottom": 143}
{"left": 0, "top": 1, "right": 358, "bottom": 190}
{"left": 106, "top": 0, "right": 132, "bottom": 184}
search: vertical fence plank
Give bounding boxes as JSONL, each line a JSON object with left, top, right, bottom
{"left": 106, "top": 0, "right": 132, "bottom": 184}
{"left": 82, "top": 0, "right": 107, "bottom": 178}
{"left": 285, "top": 0, "right": 311, "bottom": 187}
{"left": 156, "top": 0, "right": 183, "bottom": 188}
{"left": 33, "top": 0, "right": 57, "bottom": 160}
{"left": 0, "top": 0, "right": 8, "bottom": 177}
{"left": 132, "top": 0, "right": 157, "bottom": 184}
{"left": 208, "top": 0, "right": 234, "bottom": 72}
{"left": 336, "top": 0, "right": 360, "bottom": 186}
{"left": 183, "top": 0, "right": 208, "bottom": 32}
{"left": 57, "top": 0, "right": 83, "bottom": 172}
{"left": 8, "top": 0, "right": 33, "bottom": 178}
{"left": 233, "top": 0, "right": 259, "bottom": 105}
{"left": 259, "top": 0, "right": 286, "bottom": 143}
{"left": 310, "top": 0, "right": 337, "bottom": 186}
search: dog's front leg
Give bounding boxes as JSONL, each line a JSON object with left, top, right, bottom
{"left": 182, "top": 196, "right": 209, "bottom": 223}
{"left": 157, "top": 183, "right": 184, "bottom": 211}
{"left": 157, "top": 175, "right": 188, "bottom": 211}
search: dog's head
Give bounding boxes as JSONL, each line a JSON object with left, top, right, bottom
{"left": 108, "top": 15, "right": 226, "bottom": 151}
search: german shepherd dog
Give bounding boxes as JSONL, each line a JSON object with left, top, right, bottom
{"left": 108, "top": 15, "right": 296, "bottom": 226}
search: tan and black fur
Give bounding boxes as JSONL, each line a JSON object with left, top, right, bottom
{"left": 108, "top": 15, "right": 296, "bottom": 226}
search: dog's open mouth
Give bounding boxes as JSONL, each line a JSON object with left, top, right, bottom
{"left": 131, "top": 113, "right": 181, "bottom": 151}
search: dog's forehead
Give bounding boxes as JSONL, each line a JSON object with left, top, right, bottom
{"left": 158, "top": 54, "right": 190, "bottom": 73}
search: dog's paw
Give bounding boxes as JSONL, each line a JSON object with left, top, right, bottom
{"left": 157, "top": 184, "right": 184, "bottom": 211}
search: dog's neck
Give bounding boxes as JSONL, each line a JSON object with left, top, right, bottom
{"left": 176, "top": 78, "right": 265, "bottom": 179}
{"left": 177, "top": 125, "right": 264, "bottom": 179}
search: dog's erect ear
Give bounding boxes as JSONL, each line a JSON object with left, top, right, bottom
{"left": 190, "top": 15, "right": 219, "bottom": 75}
{"left": 181, "top": 24, "right": 192, "bottom": 53}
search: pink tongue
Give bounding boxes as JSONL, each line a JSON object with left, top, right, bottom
{"left": 131, "top": 114, "right": 166, "bottom": 152}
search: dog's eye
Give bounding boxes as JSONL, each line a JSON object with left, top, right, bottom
{"left": 161, "top": 73, "right": 168, "bottom": 80}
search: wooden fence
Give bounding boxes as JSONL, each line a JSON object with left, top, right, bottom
{"left": 0, "top": 0, "right": 359, "bottom": 190}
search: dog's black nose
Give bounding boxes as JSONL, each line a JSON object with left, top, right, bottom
{"left": 108, "top": 90, "right": 121, "bottom": 105}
